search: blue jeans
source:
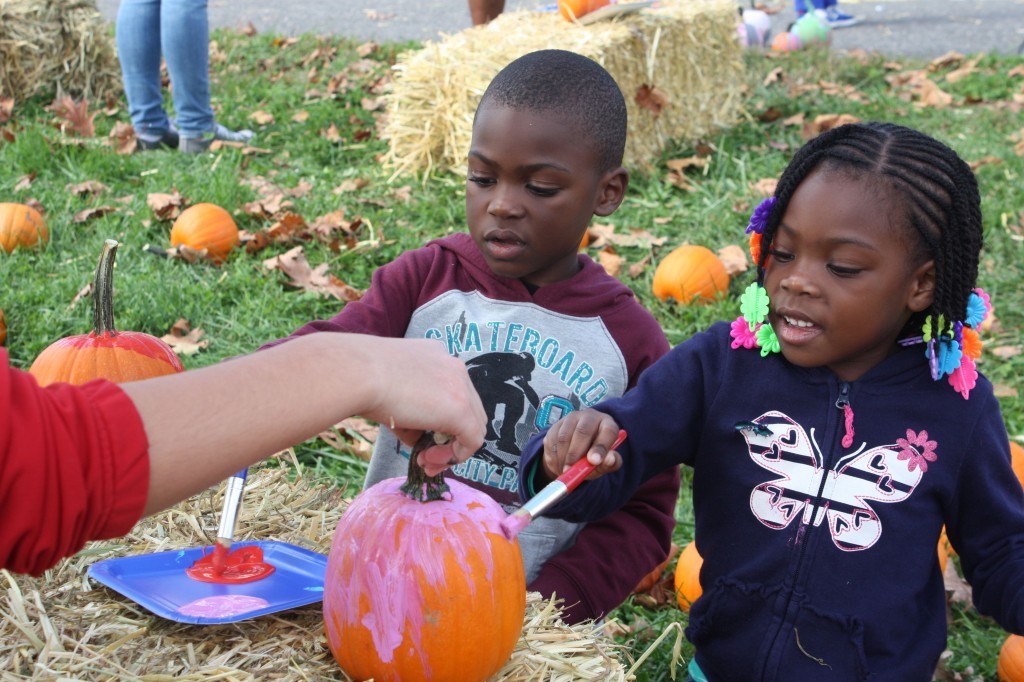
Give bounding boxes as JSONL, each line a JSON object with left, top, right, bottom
{"left": 116, "top": 0, "right": 214, "bottom": 138}
{"left": 794, "top": 0, "right": 835, "bottom": 12}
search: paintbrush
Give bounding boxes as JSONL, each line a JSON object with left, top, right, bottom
{"left": 500, "top": 429, "right": 627, "bottom": 540}
{"left": 212, "top": 468, "right": 248, "bottom": 570}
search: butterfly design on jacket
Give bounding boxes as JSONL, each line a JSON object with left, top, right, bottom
{"left": 736, "top": 411, "right": 927, "bottom": 551}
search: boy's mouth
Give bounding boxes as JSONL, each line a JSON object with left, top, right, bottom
{"left": 483, "top": 232, "right": 526, "bottom": 259}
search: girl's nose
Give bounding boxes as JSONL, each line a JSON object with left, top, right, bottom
{"left": 779, "top": 273, "right": 820, "bottom": 296}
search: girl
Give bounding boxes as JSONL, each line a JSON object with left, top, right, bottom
{"left": 514, "top": 122, "right": 1024, "bottom": 680}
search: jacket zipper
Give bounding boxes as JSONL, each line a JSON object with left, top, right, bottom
{"left": 759, "top": 381, "right": 851, "bottom": 678}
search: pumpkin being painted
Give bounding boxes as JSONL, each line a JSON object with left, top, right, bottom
{"left": 170, "top": 202, "right": 239, "bottom": 264}
{"left": 29, "top": 239, "right": 184, "bottom": 385}
{"left": 652, "top": 244, "right": 730, "bottom": 304}
{"left": 324, "top": 475, "right": 525, "bottom": 682}
{"left": 0, "top": 202, "right": 49, "bottom": 253}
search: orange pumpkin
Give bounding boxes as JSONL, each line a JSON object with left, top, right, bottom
{"left": 652, "top": 244, "right": 730, "bottom": 304}
{"left": 0, "top": 202, "right": 49, "bottom": 253}
{"left": 324, "top": 467, "right": 525, "bottom": 681}
{"left": 673, "top": 540, "right": 703, "bottom": 612}
{"left": 999, "top": 634, "right": 1024, "bottom": 681}
{"left": 0, "top": 308, "right": 6, "bottom": 346}
{"left": 1011, "top": 441, "right": 1024, "bottom": 490}
{"left": 170, "top": 203, "right": 239, "bottom": 263}
{"left": 29, "top": 239, "right": 184, "bottom": 385}
{"left": 579, "top": 229, "right": 591, "bottom": 251}
{"left": 558, "top": 0, "right": 610, "bottom": 20}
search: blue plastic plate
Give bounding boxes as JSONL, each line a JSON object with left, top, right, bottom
{"left": 88, "top": 540, "right": 327, "bottom": 624}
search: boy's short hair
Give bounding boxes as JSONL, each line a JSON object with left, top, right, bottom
{"left": 478, "top": 49, "right": 627, "bottom": 172}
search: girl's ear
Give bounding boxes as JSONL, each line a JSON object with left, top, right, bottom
{"left": 907, "top": 259, "right": 936, "bottom": 312}
{"left": 593, "top": 167, "right": 629, "bottom": 217}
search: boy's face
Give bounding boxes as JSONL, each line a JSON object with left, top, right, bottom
{"left": 466, "top": 103, "right": 627, "bottom": 287}
{"left": 763, "top": 168, "right": 935, "bottom": 382}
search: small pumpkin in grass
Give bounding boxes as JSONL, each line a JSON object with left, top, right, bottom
{"left": 170, "top": 202, "right": 239, "bottom": 263}
{"left": 999, "top": 634, "right": 1024, "bottom": 681}
{"left": 0, "top": 308, "right": 6, "bottom": 346}
{"left": 29, "top": 239, "right": 184, "bottom": 385}
{"left": 324, "top": 435, "right": 525, "bottom": 682}
{"left": 673, "top": 540, "right": 703, "bottom": 612}
{"left": 1011, "top": 441, "right": 1024, "bottom": 490}
{"left": 652, "top": 244, "right": 729, "bottom": 304}
{"left": 0, "top": 202, "right": 49, "bottom": 253}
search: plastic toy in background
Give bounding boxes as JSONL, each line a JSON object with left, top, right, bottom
{"left": 770, "top": 30, "right": 804, "bottom": 52}
{"left": 737, "top": 8, "right": 772, "bottom": 48}
{"left": 556, "top": 0, "right": 656, "bottom": 23}
{"left": 558, "top": 0, "right": 610, "bottom": 20}
{"left": 791, "top": 11, "right": 831, "bottom": 46}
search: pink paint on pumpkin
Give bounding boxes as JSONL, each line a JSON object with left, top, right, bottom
{"left": 323, "top": 477, "right": 509, "bottom": 674}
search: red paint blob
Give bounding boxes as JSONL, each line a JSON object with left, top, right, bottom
{"left": 186, "top": 545, "right": 276, "bottom": 584}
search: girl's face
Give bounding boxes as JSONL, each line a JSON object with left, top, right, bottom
{"left": 763, "top": 168, "right": 935, "bottom": 382}
{"left": 465, "top": 103, "right": 627, "bottom": 287}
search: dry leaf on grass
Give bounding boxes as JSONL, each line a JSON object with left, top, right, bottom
{"left": 750, "top": 178, "right": 778, "bottom": 197}
{"left": 160, "top": 319, "right": 209, "bottom": 356}
{"left": 717, "top": 244, "right": 748, "bottom": 276}
{"left": 598, "top": 248, "right": 623, "bottom": 278}
{"left": 147, "top": 191, "right": 186, "bottom": 221}
{"left": 47, "top": 96, "right": 96, "bottom": 137}
{"left": 72, "top": 205, "right": 117, "bottom": 223}
{"left": 66, "top": 180, "right": 109, "bottom": 197}
{"left": 263, "top": 246, "right": 363, "bottom": 302}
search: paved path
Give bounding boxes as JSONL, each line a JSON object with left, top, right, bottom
{"left": 95, "top": 0, "right": 1024, "bottom": 59}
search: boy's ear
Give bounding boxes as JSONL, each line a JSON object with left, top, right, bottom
{"left": 593, "top": 167, "right": 629, "bottom": 217}
{"left": 907, "top": 259, "right": 936, "bottom": 312}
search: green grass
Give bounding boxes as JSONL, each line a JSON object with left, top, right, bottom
{"left": 2, "top": 31, "right": 1023, "bottom": 680}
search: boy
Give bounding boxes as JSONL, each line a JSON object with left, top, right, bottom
{"left": 263, "top": 49, "right": 679, "bottom": 623}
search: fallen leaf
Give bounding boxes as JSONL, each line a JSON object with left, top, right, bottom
{"left": 239, "top": 229, "right": 271, "bottom": 254}
{"left": 66, "top": 180, "right": 109, "bottom": 197}
{"left": 322, "top": 123, "right": 343, "bottom": 142}
{"left": 914, "top": 78, "right": 954, "bottom": 108}
{"left": 0, "top": 96, "right": 13, "bottom": 124}
{"left": 993, "top": 383, "right": 1019, "bottom": 398}
{"left": 68, "top": 282, "right": 93, "bottom": 309}
{"left": 967, "top": 156, "right": 1002, "bottom": 171}
{"left": 1010, "top": 65, "right": 1024, "bottom": 78}
{"left": 263, "top": 245, "right": 363, "bottom": 301}
{"left": 13, "top": 174, "right": 35, "bottom": 192}
{"left": 781, "top": 112, "right": 805, "bottom": 127}
{"left": 990, "top": 345, "right": 1022, "bottom": 360}
{"left": 943, "top": 559, "right": 972, "bottom": 605}
{"left": 333, "top": 178, "right": 370, "bottom": 193}
{"left": 291, "top": 110, "right": 310, "bottom": 123}
{"left": 717, "top": 244, "right": 748, "bottom": 276}
{"left": 266, "top": 212, "right": 311, "bottom": 242}
{"left": 108, "top": 121, "right": 137, "bottom": 154}
{"left": 945, "top": 57, "right": 981, "bottom": 84}
{"left": 635, "top": 84, "right": 668, "bottom": 117}
{"left": 666, "top": 156, "right": 709, "bottom": 173}
{"left": 147, "top": 191, "right": 186, "bottom": 221}
{"left": 161, "top": 319, "right": 209, "bottom": 356}
{"left": 762, "top": 68, "right": 785, "bottom": 87}
{"left": 929, "top": 51, "right": 965, "bottom": 71}
{"left": 356, "top": 42, "right": 379, "bottom": 57}
{"left": 628, "top": 253, "right": 652, "bottom": 279}
{"left": 47, "top": 96, "right": 96, "bottom": 137}
{"left": 802, "top": 113, "right": 861, "bottom": 139}
{"left": 249, "top": 110, "right": 275, "bottom": 125}
{"left": 750, "top": 178, "right": 778, "bottom": 197}
{"left": 598, "top": 248, "right": 623, "bottom": 278}
{"left": 72, "top": 205, "right": 117, "bottom": 223}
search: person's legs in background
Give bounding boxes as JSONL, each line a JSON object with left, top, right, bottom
{"left": 116, "top": 0, "right": 179, "bottom": 149}
{"left": 469, "top": 0, "right": 505, "bottom": 26}
{"left": 793, "top": 0, "right": 858, "bottom": 28}
{"left": 160, "top": 0, "right": 213, "bottom": 140}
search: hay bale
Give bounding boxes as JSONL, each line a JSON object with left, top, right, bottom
{"left": 0, "top": 0, "right": 121, "bottom": 102}
{"left": 0, "top": 465, "right": 633, "bottom": 680}
{"left": 382, "top": 0, "right": 745, "bottom": 178}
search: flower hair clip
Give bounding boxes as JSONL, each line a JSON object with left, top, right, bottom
{"left": 920, "top": 288, "right": 991, "bottom": 399}
{"left": 730, "top": 197, "right": 781, "bottom": 356}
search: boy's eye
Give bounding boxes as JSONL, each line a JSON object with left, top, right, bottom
{"left": 527, "top": 184, "right": 559, "bottom": 197}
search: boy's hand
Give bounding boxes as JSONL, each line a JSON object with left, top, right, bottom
{"left": 542, "top": 409, "right": 623, "bottom": 483}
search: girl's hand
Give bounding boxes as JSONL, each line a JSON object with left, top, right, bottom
{"left": 541, "top": 409, "right": 623, "bottom": 482}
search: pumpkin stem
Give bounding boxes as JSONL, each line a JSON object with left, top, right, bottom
{"left": 92, "top": 239, "right": 120, "bottom": 336}
{"left": 400, "top": 432, "right": 452, "bottom": 502}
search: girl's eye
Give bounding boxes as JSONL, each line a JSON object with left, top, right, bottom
{"left": 767, "top": 248, "right": 793, "bottom": 263}
{"left": 527, "top": 184, "right": 559, "bottom": 197}
{"left": 468, "top": 174, "right": 495, "bottom": 188}
{"left": 828, "top": 265, "right": 862, "bottom": 277}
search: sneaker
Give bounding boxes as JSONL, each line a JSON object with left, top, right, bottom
{"left": 179, "top": 123, "right": 255, "bottom": 154}
{"left": 136, "top": 127, "right": 179, "bottom": 151}
{"left": 815, "top": 6, "right": 858, "bottom": 28}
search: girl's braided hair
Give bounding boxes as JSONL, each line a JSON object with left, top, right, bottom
{"left": 757, "top": 121, "right": 983, "bottom": 342}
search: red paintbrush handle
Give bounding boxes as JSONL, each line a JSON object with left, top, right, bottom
{"left": 555, "top": 429, "right": 627, "bottom": 492}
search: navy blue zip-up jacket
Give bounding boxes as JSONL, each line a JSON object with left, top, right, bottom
{"left": 520, "top": 321, "right": 1024, "bottom": 681}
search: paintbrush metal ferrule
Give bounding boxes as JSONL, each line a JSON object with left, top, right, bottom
{"left": 517, "top": 479, "right": 569, "bottom": 520}
{"left": 216, "top": 470, "right": 248, "bottom": 544}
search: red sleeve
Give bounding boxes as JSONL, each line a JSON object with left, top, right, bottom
{"left": 0, "top": 351, "right": 150, "bottom": 575}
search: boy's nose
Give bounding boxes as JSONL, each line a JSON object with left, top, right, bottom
{"left": 487, "top": 188, "right": 523, "bottom": 219}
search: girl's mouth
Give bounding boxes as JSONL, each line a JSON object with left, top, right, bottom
{"left": 775, "top": 313, "right": 822, "bottom": 345}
